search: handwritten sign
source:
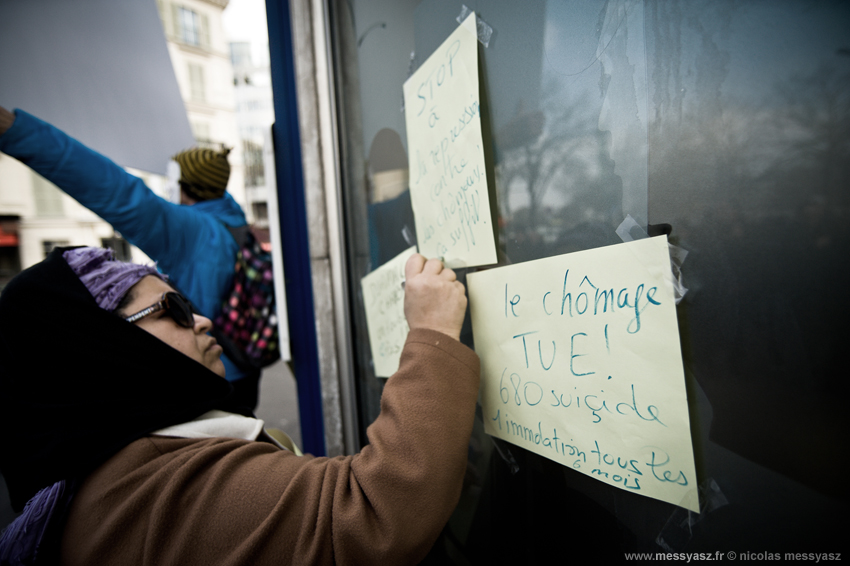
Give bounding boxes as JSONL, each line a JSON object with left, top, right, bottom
{"left": 362, "top": 247, "right": 416, "bottom": 377}
{"left": 403, "top": 12, "right": 497, "bottom": 269}
{"left": 467, "top": 237, "right": 699, "bottom": 511}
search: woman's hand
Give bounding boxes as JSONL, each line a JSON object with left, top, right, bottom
{"left": 0, "top": 106, "right": 15, "bottom": 136}
{"left": 403, "top": 253, "right": 467, "bottom": 341}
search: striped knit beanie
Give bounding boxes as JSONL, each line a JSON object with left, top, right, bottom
{"left": 172, "top": 147, "right": 231, "bottom": 201}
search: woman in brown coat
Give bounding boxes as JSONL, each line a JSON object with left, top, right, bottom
{"left": 0, "top": 247, "right": 479, "bottom": 565}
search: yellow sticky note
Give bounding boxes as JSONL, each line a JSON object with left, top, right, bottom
{"left": 403, "top": 12, "right": 497, "bottom": 269}
{"left": 362, "top": 246, "right": 417, "bottom": 378}
{"left": 467, "top": 236, "right": 699, "bottom": 511}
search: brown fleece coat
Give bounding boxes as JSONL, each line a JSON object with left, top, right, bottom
{"left": 60, "top": 329, "right": 480, "bottom": 566}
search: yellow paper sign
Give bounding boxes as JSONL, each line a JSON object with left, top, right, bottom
{"left": 467, "top": 237, "right": 699, "bottom": 511}
{"left": 362, "top": 246, "right": 417, "bottom": 378}
{"left": 403, "top": 12, "right": 497, "bottom": 269}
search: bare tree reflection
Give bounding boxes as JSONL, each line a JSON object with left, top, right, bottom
{"left": 765, "top": 65, "right": 850, "bottom": 212}
{"left": 495, "top": 79, "right": 624, "bottom": 262}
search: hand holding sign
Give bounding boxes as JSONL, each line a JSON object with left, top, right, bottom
{"left": 362, "top": 248, "right": 468, "bottom": 377}
{"left": 404, "top": 253, "right": 467, "bottom": 341}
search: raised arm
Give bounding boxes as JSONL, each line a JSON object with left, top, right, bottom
{"left": 403, "top": 252, "right": 468, "bottom": 340}
{"left": 0, "top": 108, "right": 210, "bottom": 267}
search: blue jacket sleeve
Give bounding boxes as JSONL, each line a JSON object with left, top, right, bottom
{"left": 0, "top": 110, "right": 209, "bottom": 266}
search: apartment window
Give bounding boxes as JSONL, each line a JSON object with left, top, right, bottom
{"left": 188, "top": 63, "right": 206, "bottom": 102}
{"left": 176, "top": 6, "right": 210, "bottom": 48}
{"left": 243, "top": 140, "right": 265, "bottom": 188}
{"left": 179, "top": 7, "right": 200, "bottom": 45}
{"left": 0, "top": 247, "right": 20, "bottom": 292}
{"left": 0, "top": 217, "right": 21, "bottom": 292}
{"left": 252, "top": 202, "right": 268, "bottom": 222}
{"left": 101, "top": 237, "right": 132, "bottom": 262}
{"left": 42, "top": 240, "right": 69, "bottom": 259}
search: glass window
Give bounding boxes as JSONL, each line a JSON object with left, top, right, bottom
{"left": 41, "top": 240, "right": 69, "bottom": 259}
{"left": 100, "top": 237, "right": 132, "bottom": 262}
{"left": 0, "top": 218, "right": 21, "bottom": 292}
{"left": 329, "top": 0, "right": 848, "bottom": 557}
{"left": 252, "top": 201, "right": 268, "bottom": 222}
{"left": 243, "top": 140, "right": 265, "bottom": 188}
{"left": 178, "top": 7, "right": 202, "bottom": 47}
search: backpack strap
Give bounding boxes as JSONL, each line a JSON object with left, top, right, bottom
{"left": 225, "top": 224, "right": 251, "bottom": 248}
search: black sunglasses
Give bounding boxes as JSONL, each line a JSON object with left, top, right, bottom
{"left": 124, "top": 292, "right": 196, "bottom": 328}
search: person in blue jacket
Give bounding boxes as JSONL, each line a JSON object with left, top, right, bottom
{"left": 0, "top": 105, "right": 260, "bottom": 409}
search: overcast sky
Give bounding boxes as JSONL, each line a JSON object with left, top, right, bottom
{"left": 222, "top": 0, "right": 269, "bottom": 64}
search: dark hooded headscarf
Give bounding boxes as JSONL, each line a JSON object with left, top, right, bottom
{"left": 0, "top": 247, "right": 233, "bottom": 512}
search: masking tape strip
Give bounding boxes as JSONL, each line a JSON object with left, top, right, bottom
{"left": 402, "top": 225, "right": 415, "bottom": 247}
{"left": 656, "top": 478, "right": 729, "bottom": 551}
{"left": 616, "top": 215, "right": 689, "bottom": 304}
{"left": 457, "top": 5, "right": 494, "bottom": 48}
{"left": 401, "top": 51, "right": 417, "bottom": 113}
{"left": 402, "top": 9, "right": 493, "bottom": 111}
{"left": 492, "top": 437, "right": 520, "bottom": 474}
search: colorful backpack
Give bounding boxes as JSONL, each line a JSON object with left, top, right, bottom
{"left": 213, "top": 225, "right": 280, "bottom": 370}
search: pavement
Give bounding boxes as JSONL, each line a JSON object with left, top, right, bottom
{"left": 254, "top": 358, "right": 302, "bottom": 448}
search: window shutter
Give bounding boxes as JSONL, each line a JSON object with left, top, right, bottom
{"left": 200, "top": 13, "right": 211, "bottom": 50}
{"left": 171, "top": 3, "right": 182, "bottom": 41}
{"left": 189, "top": 63, "right": 206, "bottom": 102}
{"left": 31, "top": 173, "right": 65, "bottom": 217}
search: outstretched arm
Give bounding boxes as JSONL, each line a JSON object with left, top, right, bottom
{"left": 0, "top": 107, "right": 209, "bottom": 268}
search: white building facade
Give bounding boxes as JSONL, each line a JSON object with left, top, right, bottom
{"left": 230, "top": 40, "right": 275, "bottom": 229}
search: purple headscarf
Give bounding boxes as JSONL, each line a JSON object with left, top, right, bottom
{"left": 0, "top": 480, "right": 67, "bottom": 564}
{"left": 62, "top": 247, "right": 165, "bottom": 311}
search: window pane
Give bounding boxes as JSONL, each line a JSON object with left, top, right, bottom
{"left": 179, "top": 7, "right": 200, "bottom": 46}
{"left": 330, "top": 0, "right": 849, "bottom": 557}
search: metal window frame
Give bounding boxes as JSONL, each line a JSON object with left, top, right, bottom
{"left": 265, "top": 0, "right": 327, "bottom": 456}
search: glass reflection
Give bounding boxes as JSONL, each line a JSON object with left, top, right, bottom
{"left": 334, "top": 0, "right": 849, "bottom": 556}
